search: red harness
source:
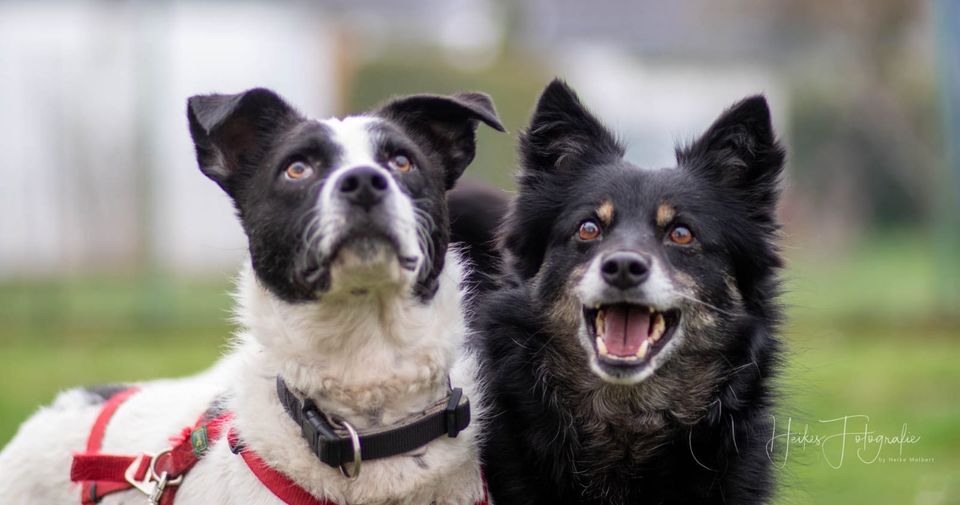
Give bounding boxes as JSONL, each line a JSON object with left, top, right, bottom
{"left": 70, "top": 388, "right": 232, "bottom": 505}
{"left": 70, "top": 389, "right": 489, "bottom": 505}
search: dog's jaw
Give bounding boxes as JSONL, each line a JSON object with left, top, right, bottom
{"left": 327, "top": 244, "right": 410, "bottom": 298}
{"left": 571, "top": 254, "right": 687, "bottom": 385}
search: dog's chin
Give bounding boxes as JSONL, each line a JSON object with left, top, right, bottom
{"left": 325, "top": 234, "right": 419, "bottom": 296}
{"left": 296, "top": 231, "right": 421, "bottom": 299}
{"left": 578, "top": 303, "right": 684, "bottom": 385}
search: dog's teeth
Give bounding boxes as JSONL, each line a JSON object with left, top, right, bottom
{"left": 647, "top": 306, "right": 655, "bottom": 313}
{"left": 596, "top": 337, "right": 608, "bottom": 356}
{"left": 636, "top": 338, "right": 649, "bottom": 358}
{"left": 596, "top": 311, "right": 605, "bottom": 336}
{"left": 650, "top": 313, "right": 666, "bottom": 342}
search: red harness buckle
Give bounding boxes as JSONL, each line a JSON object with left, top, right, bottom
{"left": 122, "top": 449, "right": 184, "bottom": 503}
{"left": 70, "top": 388, "right": 231, "bottom": 505}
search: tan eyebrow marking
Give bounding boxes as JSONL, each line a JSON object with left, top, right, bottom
{"left": 656, "top": 202, "right": 676, "bottom": 227}
{"left": 597, "top": 200, "right": 615, "bottom": 226}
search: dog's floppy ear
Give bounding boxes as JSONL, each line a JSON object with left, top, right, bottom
{"left": 187, "top": 88, "right": 301, "bottom": 193}
{"left": 677, "top": 95, "right": 785, "bottom": 218}
{"left": 378, "top": 92, "right": 505, "bottom": 190}
{"left": 520, "top": 78, "right": 623, "bottom": 173}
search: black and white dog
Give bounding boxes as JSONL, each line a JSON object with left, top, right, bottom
{"left": 469, "top": 80, "right": 785, "bottom": 504}
{"left": 0, "top": 88, "right": 503, "bottom": 504}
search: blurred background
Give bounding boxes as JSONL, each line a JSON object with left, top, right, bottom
{"left": 0, "top": 0, "right": 957, "bottom": 502}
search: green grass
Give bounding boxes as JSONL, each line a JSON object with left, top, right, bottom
{"left": 0, "top": 338, "right": 225, "bottom": 443}
{"left": 776, "top": 328, "right": 960, "bottom": 504}
{"left": 0, "top": 275, "right": 234, "bottom": 445}
{"left": 0, "top": 236, "right": 957, "bottom": 503}
{"left": 0, "top": 275, "right": 234, "bottom": 345}
{"left": 784, "top": 231, "right": 959, "bottom": 327}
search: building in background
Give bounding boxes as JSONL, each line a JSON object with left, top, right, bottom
{"left": 0, "top": 0, "right": 948, "bottom": 283}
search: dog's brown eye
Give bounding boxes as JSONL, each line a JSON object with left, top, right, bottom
{"left": 388, "top": 154, "right": 414, "bottom": 173}
{"left": 668, "top": 225, "right": 694, "bottom": 245}
{"left": 578, "top": 220, "right": 602, "bottom": 241}
{"left": 284, "top": 161, "right": 313, "bottom": 181}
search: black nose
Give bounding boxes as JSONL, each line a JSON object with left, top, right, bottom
{"left": 338, "top": 166, "right": 389, "bottom": 209}
{"left": 601, "top": 251, "right": 650, "bottom": 289}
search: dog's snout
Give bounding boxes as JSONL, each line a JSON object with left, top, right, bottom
{"left": 600, "top": 251, "right": 650, "bottom": 289}
{"left": 338, "top": 166, "right": 389, "bottom": 209}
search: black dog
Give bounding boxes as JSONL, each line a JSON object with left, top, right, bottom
{"left": 467, "top": 80, "right": 785, "bottom": 504}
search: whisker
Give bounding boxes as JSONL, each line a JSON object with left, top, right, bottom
{"left": 729, "top": 414, "right": 740, "bottom": 455}
{"left": 670, "top": 291, "right": 740, "bottom": 317}
{"left": 411, "top": 205, "right": 437, "bottom": 280}
{"left": 688, "top": 429, "right": 717, "bottom": 472}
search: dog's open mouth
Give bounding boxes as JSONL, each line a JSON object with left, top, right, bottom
{"left": 584, "top": 304, "right": 680, "bottom": 366}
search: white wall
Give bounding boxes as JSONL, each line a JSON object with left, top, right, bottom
{"left": 0, "top": 2, "right": 338, "bottom": 277}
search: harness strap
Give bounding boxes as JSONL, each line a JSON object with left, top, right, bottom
{"left": 71, "top": 389, "right": 488, "bottom": 505}
{"left": 78, "top": 387, "right": 140, "bottom": 504}
{"left": 228, "top": 428, "right": 335, "bottom": 505}
{"left": 70, "top": 389, "right": 232, "bottom": 505}
{"left": 227, "top": 428, "right": 489, "bottom": 505}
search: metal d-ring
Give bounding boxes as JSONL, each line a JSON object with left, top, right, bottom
{"left": 148, "top": 448, "right": 184, "bottom": 487}
{"left": 335, "top": 418, "right": 362, "bottom": 479}
{"left": 123, "top": 448, "right": 184, "bottom": 504}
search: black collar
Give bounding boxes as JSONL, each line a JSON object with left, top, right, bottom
{"left": 275, "top": 376, "right": 471, "bottom": 469}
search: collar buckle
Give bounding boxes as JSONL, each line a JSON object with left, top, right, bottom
{"left": 276, "top": 376, "right": 471, "bottom": 471}
{"left": 444, "top": 387, "right": 465, "bottom": 437}
{"left": 299, "top": 398, "right": 343, "bottom": 467}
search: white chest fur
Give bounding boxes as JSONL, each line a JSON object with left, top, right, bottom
{"left": 0, "top": 250, "right": 487, "bottom": 505}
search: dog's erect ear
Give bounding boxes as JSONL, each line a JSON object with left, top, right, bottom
{"left": 520, "top": 79, "right": 623, "bottom": 173}
{"left": 187, "top": 88, "right": 301, "bottom": 193}
{"left": 502, "top": 80, "right": 623, "bottom": 279}
{"left": 677, "top": 95, "right": 785, "bottom": 217}
{"left": 378, "top": 92, "right": 505, "bottom": 190}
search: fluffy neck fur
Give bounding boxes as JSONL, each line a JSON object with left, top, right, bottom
{"left": 233, "top": 251, "right": 468, "bottom": 427}
{"left": 222, "top": 251, "right": 485, "bottom": 505}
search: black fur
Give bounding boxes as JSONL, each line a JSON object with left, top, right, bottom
{"left": 448, "top": 180, "right": 510, "bottom": 293}
{"left": 470, "top": 79, "right": 785, "bottom": 504}
{"left": 187, "top": 88, "right": 502, "bottom": 303}
{"left": 82, "top": 385, "right": 129, "bottom": 403}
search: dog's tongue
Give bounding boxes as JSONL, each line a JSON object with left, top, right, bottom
{"left": 603, "top": 305, "right": 650, "bottom": 357}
